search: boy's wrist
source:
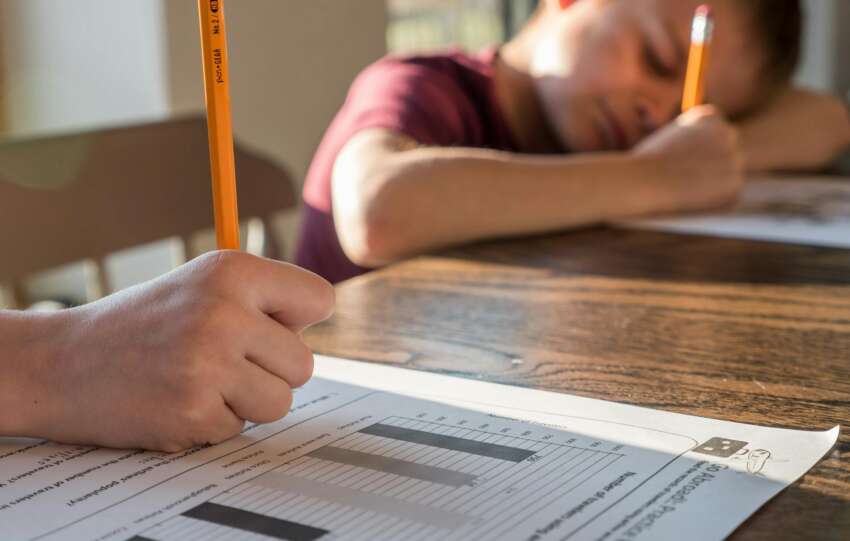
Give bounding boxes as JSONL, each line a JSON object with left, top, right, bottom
{"left": 619, "top": 153, "right": 688, "bottom": 217}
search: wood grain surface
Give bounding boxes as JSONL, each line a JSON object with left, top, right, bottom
{"left": 304, "top": 227, "right": 850, "bottom": 540}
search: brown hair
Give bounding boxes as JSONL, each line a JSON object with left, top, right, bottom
{"left": 742, "top": 0, "right": 804, "bottom": 87}
{"left": 527, "top": 1, "right": 802, "bottom": 93}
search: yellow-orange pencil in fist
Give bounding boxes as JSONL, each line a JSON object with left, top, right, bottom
{"left": 682, "top": 4, "right": 714, "bottom": 112}
{"left": 198, "top": 0, "right": 240, "bottom": 250}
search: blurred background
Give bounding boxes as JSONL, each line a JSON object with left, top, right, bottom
{"left": 0, "top": 0, "right": 847, "bottom": 308}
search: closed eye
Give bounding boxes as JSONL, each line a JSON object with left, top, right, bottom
{"left": 643, "top": 43, "right": 677, "bottom": 79}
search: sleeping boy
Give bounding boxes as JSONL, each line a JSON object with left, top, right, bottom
{"left": 296, "top": 0, "right": 850, "bottom": 283}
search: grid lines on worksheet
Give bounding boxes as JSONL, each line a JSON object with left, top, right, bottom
{"left": 138, "top": 416, "right": 625, "bottom": 541}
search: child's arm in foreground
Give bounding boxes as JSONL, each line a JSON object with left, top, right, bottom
{"left": 0, "top": 252, "right": 334, "bottom": 452}
{"left": 333, "top": 106, "right": 742, "bottom": 267}
{"left": 739, "top": 87, "right": 850, "bottom": 173}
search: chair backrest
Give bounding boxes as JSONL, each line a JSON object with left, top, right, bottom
{"left": 0, "top": 116, "right": 297, "bottom": 305}
{"left": 834, "top": 149, "right": 850, "bottom": 176}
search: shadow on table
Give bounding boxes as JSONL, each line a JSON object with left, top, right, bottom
{"left": 730, "top": 481, "right": 850, "bottom": 540}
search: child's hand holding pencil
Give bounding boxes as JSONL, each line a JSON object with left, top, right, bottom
{"left": 627, "top": 4, "right": 743, "bottom": 215}
{"left": 631, "top": 105, "right": 744, "bottom": 214}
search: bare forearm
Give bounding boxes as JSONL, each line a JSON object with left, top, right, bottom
{"left": 739, "top": 88, "right": 850, "bottom": 173}
{"left": 336, "top": 145, "right": 697, "bottom": 265}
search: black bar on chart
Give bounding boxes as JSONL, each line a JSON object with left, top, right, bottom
{"left": 182, "top": 502, "right": 329, "bottom": 541}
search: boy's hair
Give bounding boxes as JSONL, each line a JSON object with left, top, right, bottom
{"left": 747, "top": 0, "right": 803, "bottom": 88}
{"left": 530, "top": 0, "right": 803, "bottom": 88}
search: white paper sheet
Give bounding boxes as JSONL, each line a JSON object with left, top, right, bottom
{"left": 0, "top": 356, "right": 838, "bottom": 541}
{"left": 621, "top": 176, "right": 850, "bottom": 248}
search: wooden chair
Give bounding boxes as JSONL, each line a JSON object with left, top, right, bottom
{"left": 0, "top": 116, "right": 298, "bottom": 307}
{"left": 834, "top": 148, "right": 850, "bottom": 176}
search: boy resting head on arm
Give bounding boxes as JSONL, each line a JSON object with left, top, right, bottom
{"left": 296, "top": 0, "right": 850, "bottom": 283}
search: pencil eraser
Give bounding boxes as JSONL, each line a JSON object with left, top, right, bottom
{"left": 696, "top": 4, "right": 713, "bottom": 18}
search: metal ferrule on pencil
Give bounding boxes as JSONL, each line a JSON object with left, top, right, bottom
{"left": 691, "top": 11, "right": 714, "bottom": 45}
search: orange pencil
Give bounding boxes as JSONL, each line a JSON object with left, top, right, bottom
{"left": 198, "top": 0, "right": 240, "bottom": 250}
{"left": 681, "top": 5, "right": 714, "bottom": 112}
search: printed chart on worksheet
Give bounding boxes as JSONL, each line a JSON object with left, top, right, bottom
{"left": 0, "top": 357, "right": 838, "bottom": 541}
{"left": 139, "top": 403, "right": 685, "bottom": 541}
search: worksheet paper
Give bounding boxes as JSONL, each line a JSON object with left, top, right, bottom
{"left": 0, "top": 356, "right": 838, "bottom": 541}
{"left": 621, "top": 176, "right": 850, "bottom": 248}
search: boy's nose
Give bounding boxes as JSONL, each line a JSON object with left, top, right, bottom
{"left": 638, "top": 82, "right": 683, "bottom": 132}
{"left": 636, "top": 101, "right": 675, "bottom": 135}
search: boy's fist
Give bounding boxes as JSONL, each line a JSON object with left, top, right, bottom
{"left": 27, "top": 251, "right": 334, "bottom": 452}
{"left": 634, "top": 105, "right": 745, "bottom": 212}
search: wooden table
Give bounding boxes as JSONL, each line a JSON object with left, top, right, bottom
{"left": 305, "top": 227, "right": 850, "bottom": 540}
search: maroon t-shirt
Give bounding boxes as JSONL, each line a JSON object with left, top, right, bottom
{"left": 296, "top": 48, "right": 517, "bottom": 283}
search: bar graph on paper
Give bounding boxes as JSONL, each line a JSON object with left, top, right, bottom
{"left": 2, "top": 359, "right": 835, "bottom": 541}
{"left": 134, "top": 416, "right": 638, "bottom": 541}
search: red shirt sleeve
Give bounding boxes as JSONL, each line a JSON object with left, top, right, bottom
{"left": 303, "top": 56, "right": 477, "bottom": 211}
{"left": 343, "top": 57, "right": 477, "bottom": 145}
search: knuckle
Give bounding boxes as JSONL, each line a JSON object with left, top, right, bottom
{"left": 152, "top": 429, "right": 195, "bottom": 453}
{"left": 284, "top": 267, "right": 336, "bottom": 323}
{"left": 289, "top": 345, "right": 315, "bottom": 388}
{"left": 175, "top": 395, "right": 215, "bottom": 431}
{"left": 195, "top": 250, "right": 250, "bottom": 291}
{"left": 209, "top": 419, "right": 244, "bottom": 445}
{"left": 701, "top": 104, "right": 720, "bottom": 116}
{"left": 250, "top": 386, "right": 293, "bottom": 424}
{"left": 691, "top": 111, "right": 710, "bottom": 124}
{"left": 314, "top": 280, "right": 336, "bottom": 321}
{"left": 702, "top": 117, "right": 721, "bottom": 131}
{"left": 269, "top": 387, "right": 294, "bottom": 421}
{"left": 157, "top": 440, "right": 190, "bottom": 454}
{"left": 188, "top": 421, "right": 222, "bottom": 445}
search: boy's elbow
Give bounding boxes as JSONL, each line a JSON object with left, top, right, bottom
{"left": 331, "top": 133, "right": 422, "bottom": 267}
{"left": 336, "top": 203, "right": 409, "bottom": 268}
